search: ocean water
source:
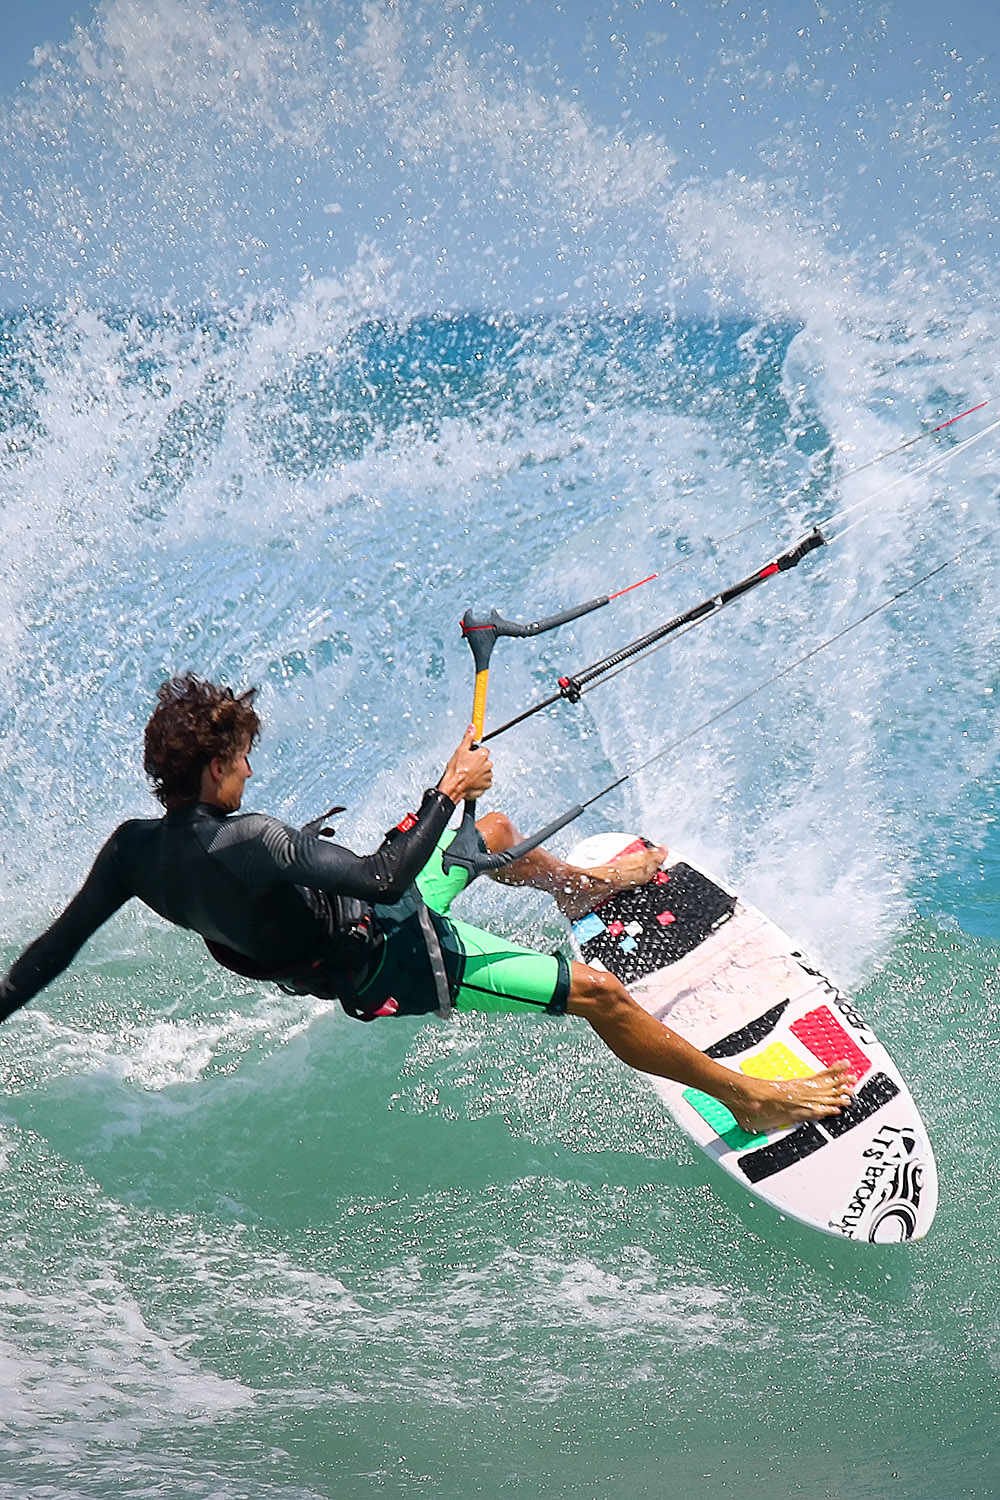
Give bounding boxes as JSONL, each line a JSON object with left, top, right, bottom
{"left": 1, "top": 3, "right": 1000, "bottom": 1496}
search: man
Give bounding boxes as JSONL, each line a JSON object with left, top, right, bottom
{"left": 0, "top": 674, "right": 854, "bottom": 1133}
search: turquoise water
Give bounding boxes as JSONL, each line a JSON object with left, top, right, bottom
{"left": 1, "top": 3, "right": 1000, "bottom": 1496}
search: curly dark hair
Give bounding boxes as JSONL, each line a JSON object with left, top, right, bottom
{"left": 144, "top": 674, "right": 261, "bottom": 807}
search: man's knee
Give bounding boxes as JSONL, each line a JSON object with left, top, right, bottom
{"left": 476, "top": 810, "right": 517, "bottom": 854}
{"left": 567, "top": 962, "right": 633, "bottom": 1021}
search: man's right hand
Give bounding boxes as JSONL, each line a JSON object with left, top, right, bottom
{"left": 438, "top": 725, "right": 493, "bottom": 804}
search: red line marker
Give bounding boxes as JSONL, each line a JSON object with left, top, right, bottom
{"left": 932, "top": 400, "right": 987, "bottom": 432}
{"left": 609, "top": 574, "right": 658, "bottom": 600}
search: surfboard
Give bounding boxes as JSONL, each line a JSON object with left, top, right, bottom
{"left": 565, "top": 833, "right": 938, "bottom": 1244}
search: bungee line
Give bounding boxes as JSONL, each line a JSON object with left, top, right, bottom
{"left": 576, "top": 409, "right": 1000, "bottom": 701}
{"left": 826, "top": 411, "right": 1000, "bottom": 543}
{"left": 838, "top": 399, "right": 988, "bottom": 478}
{"left": 577, "top": 548, "right": 969, "bottom": 810}
{"left": 649, "top": 401, "right": 996, "bottom": 590}
{"left": 510, "top": 398, "right": 991, "bottom": 643}
{"left": 648, "top": 398, "right": 991, "bottom": 576}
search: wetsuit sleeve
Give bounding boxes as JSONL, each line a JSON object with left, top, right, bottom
{"left": 0, "top": 834, "right": 132, "bottom": 1023}
{"left": 230, "top": 787, "right": 457, "bottom": 904}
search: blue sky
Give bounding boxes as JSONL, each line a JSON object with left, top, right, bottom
{"left": 2, "top": 1, "right": 997, "bottom": 310}
{"left": 7, "top": 0, "right": 996, "bottom": 174}
{"left": 0, "top": 1, "right": 98, "bottom": 96}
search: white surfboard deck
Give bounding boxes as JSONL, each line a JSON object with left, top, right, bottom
{"left": 566, "top": 833, "right": 937, "bottom": 1244}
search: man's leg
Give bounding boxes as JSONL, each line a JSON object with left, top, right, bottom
{"left": 418, "top": 889, "right": 853, "bottom": 1129}
{"left": 476, "top": 811, "right": 667, "bottom": 919}
{"left": 452, "top": 816, "right": 855, "bottom": 1128}
{"left": 566, "top": 962, "right": 856, "bottom": 1133}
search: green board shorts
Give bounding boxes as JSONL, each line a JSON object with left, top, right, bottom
{"left": 354, "top": 829, "right": 572, "bottom": 1018}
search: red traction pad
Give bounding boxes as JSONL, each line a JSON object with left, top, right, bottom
{"left": 612, "top": 839, "right": 649, "bottom": 860}
{"left": 790, "top": 1005, "right": 871, "bottom": 1080}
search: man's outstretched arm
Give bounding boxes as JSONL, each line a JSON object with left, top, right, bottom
{"left": 0, "top": 839, "right": 131, "bottom": 1022}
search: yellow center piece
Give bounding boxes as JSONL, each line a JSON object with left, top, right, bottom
{"left": 740, "top": 1043, "right": 813, "bottom": 1081}
{"left": 471, "top": 669, "right": 490, "bottom": 737}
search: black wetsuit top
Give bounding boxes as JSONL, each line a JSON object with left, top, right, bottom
{"left": 0, "top": 788, "right": 455, "bottom": 1024}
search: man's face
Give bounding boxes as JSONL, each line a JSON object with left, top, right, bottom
{"left": 214, "top": 741, "right": 253, "bottom": 812}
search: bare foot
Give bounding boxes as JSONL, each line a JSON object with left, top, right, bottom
{"left": 725, "top": 1061, "right": 857, "bottom": 1135}
{"left": 560, "top": 843, "right": 668, "bottom": 919}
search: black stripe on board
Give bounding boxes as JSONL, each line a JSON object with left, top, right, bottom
{"left": 738, "top": 1122, "right": 827, "bottom": 1184}
{"left": 705, "top": 999, "right": 790, "bottom": 1059}
{"left": 737, "top": 1072, "right": 901, "bottom": 1184}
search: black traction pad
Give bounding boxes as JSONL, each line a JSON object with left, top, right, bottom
{"left": 575, "top": 861, "right": 736, "bottom": 986}
{"left": 738, "top": 1122, "right": 828, "bottom": 1184}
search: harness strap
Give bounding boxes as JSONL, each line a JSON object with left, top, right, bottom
{"left": 415, "top": 897, "right": 453, "bottom": 1018}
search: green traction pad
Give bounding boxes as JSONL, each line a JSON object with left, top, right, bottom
{"left": 682, "top": 1088, "right": 769, "bottom": 1150}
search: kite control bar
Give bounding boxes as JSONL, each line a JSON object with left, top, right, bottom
{"left": 444, "top": 529, "right": 826, "bottom": 881}
{"left": 483, "top": 527, "right": 827, "bottom": 740}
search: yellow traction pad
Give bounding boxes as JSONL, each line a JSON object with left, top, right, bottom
{"left": 739, "top": 1042, "right": 814, "bottom": 1081}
